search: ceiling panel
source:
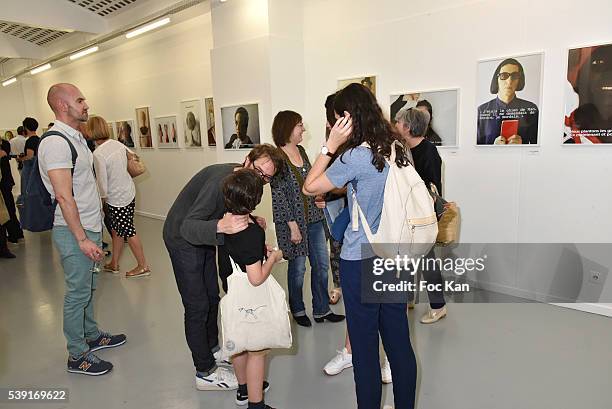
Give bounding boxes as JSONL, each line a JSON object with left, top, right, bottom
{"left": 67, "top": 0, "right": 143, "bottom": 17}
{"left": 0, "top": 21, "right": 70, "bottom": 47}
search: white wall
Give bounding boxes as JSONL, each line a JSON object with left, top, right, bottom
{"left": 301, "top": 0, "right": 612, "bottom": 314}
{"left": 0, "top": 11, "right": 218, "bottom": 219}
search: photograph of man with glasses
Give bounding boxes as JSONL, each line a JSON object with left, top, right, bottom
{"left": 477, "top": 55, "right": 541, "bottom": 145}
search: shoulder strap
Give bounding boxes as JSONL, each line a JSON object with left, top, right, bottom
{"left": 41, "top": 131, "right": 78, "bottom": 176}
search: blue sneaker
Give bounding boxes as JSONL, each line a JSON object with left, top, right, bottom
{"left": 67, "top": 352, "right": 113, "bottom": 376}
{"left": 87, "top": 331, "right": 127, "bottom": 352}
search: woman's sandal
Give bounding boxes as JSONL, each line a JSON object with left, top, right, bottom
{"left": 103, "top": 263, "right": 120, "bottom": 274}
{"left": 329, "top": 287, "right": 342, "bottom": 305}
{"left": 126, "top": 266, "right": 151, "bottom": 278}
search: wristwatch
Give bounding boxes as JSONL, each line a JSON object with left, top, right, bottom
{"left": 321, "top": 145, "right": 335, "bottom": 158}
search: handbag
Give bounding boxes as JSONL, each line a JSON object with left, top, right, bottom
{"left": 126, "top": 150, "right": 146, "bottom": 178}
{"left": 0, "top": 193, "right": 9, "bottom": 225}
{"left": 220, "top": 256, "right": 292, "bottom": 358}
{"left": 429, "top": 183, "right": 460, "bottom": 245}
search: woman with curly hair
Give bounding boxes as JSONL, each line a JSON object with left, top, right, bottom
{"left": 303, "top": 83, "right": 418, "bottom": 409}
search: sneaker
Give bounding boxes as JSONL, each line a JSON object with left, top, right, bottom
{"left": 67, "top": 352, "right": 113, "bottom": 376}
{"left": 87, "top": 331, "right": 127, "bottom": 352}
{"left": 195, "top": 367, "right": 238, "bottom": 390}
{"left": 314, "top": 312, "right": 345, "bottom": 323}
{"left": 236, "top": 381, "right": 270, "bottom": 405}
{"left": 420, "top": 305, "right": 447, "bottom": 324}
{"left": 381, "top": 356, "right": 392, "bottom": 384}
{"left": 213, "top": 349, "right": 232, "bottom": 366}
{"left": 324, "top": 347, "right": 353, "bottom": 376}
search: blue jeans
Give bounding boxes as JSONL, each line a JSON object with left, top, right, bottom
{"left": 341, "top": 257, "right": 417, "bottom": 409}
{"left": 52, "top": 226, "right": 102, "bottom": 358}
{"left": 287, "top": 220, "right": 331, "bottom": 318}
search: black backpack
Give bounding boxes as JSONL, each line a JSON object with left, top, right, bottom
{"left": 21, "top": 131, "right": 77, "bottom": 232}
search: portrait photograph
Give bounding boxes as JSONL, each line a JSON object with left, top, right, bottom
{"left": 338, "top": 75, "right": 376, "bottom": 95}
{"left": 154, "top": 115, "right": 179, "bottom": 149}
{"left": 116, "top": 120, "right": 135, "bottom": 148}
{"left": 390, "top": 89, "right": 459, "bottom": 147}
{"left": 1, "top": 130, "right": 16, "bottom": 141}
{"left": 135, "top": 107, "right": 153, "bottom": 148}
{"left": 221, "top": 103, "right": 260, "bottom": 150}
{"left": 564, "top": 43, "right": 612, "bottom": 144}
{"left": 476, "top": 53, "right": 542, "bottom": 146}
{"left": 205, "top": 97, "right": 216, "bottom": 147}
{"left": 180, "top": 99, "right": 202, "bottom": 148}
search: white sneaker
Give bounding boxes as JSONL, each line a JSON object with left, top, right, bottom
{"left": 323, "top": 347, "right": 353, "bottom": 375}
{"left": 381, "top": 356, "right": 392, "bottom": 384}
{"left": 195, "top": 367, "right": 238, "bottom": 390}
{"left": 213, "top": 349, "right": 232, "bottom": 366}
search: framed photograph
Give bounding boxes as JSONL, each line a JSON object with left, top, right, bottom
{"left": 107, "top": 122, "right": 116, "bottom": 140}
{"left": 221, "top": 103, "right": 260, "bottom": 150}
{"left": 205, "top": 97, "right": 216, "bottom": 147}
{"left": 135, "top": 107, "right": 153, "bottom": 148}
{"left": 476, "top": 53, "right": 543, "bottom": 146}
{"left": 1, "top": 129, "right": 17, "bottom": 141}
{"left": 116, "top": 120, "right": 136, "bottom": 148}
{"left": 181, "top": 99, "right": 203, "bottom": 148}
{"left": 338, "top": 75, "right": 376, "bottom": 95}
{"left": 564, "top": 42, "right": 612, "bottom": 144}
{"left": 154, "top": 115, "right": 179, "bottom": 149}
{"left": 390, "top": 88, "right": 459, "bottom": 147}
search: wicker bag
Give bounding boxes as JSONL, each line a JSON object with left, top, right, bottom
{"left": 127, "top": 150, "right": 146, "bottom": 178}
{"left": 429, "top": 184, "right": 460, "bottom": 245}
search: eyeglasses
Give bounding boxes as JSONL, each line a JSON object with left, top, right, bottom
{"left": 497, "top": 72, "right": 521, "bottom": 81}
{"left": 254, "top": 165, "right": 273, "bottom": 182}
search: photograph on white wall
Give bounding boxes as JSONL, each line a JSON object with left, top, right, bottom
{"left": 116, "top": 120, "right": 135, "bottom": 148}
{"left": 181, "top": 99, "right": 202, "bottom": 148}
{"left": 390, "top": 89, "right": 459, "bottom": 147}
{"left": 476, "top": 53, "right": 542, "bottom": 145}
{"left": 221, "top": 103, "right": 260, "bottom": 150}
{"left": 564, "top": 43, "right": 612, "bottom": 144}
{"left": 205, "top": 97, "right": 216, "bottom": 147}
{"left": 338, "top": 75, "right": 376, "bottom": 95}
{"left": 107, "top": 122, "right": 116, "bottom": 140}
{"left": 135, "top": 107, "right": 153, "bottom": 148}
{"left": 154, "top": 115, "right": 179, "bottom": 148}
{"left": 2, "top": 130, "right": 16, "bottom": 141}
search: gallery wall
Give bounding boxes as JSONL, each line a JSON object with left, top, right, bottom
{"left": 299, "top": 0, "right": 612, "bottom": 313}
{"left": 0, "top": 11, "right": 218, "bottom": 220}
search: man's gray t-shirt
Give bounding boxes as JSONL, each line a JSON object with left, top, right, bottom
{"left": 326, "top": 146, "right": 388, "bottom": 260}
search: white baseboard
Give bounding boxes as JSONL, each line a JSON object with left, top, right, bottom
{"left": 135, "top": 210, "right": 166, "bottom": 221}
{"left": 552, "top": 303, "right": 612, "bottom": 317}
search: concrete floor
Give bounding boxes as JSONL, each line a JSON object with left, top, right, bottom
{"left": 1, "top": 216, "right": 611, "bottom": 409}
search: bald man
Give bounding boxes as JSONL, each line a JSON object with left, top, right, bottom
{"left": 39, "top": 83, "right": 126, "bottom": 376}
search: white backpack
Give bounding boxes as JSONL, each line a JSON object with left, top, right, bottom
{"left": 220, "top": 256, "right": 292, "bottom": 358}
{"left": 352, "top": 141, "right": 438, "bottom": 260}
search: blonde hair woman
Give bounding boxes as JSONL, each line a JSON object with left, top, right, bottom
{"left": 88, "top": 116, "right": 150, "bottom": 278}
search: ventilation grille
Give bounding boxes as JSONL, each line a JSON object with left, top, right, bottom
{"left": 0, "top": 22, "right": 70, "bottom": 46}
{"left": 67, "top": 0, "right": 142, "bottom": 17}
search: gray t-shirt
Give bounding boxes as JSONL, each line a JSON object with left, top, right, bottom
{"left": 326, "top": 146, "right": 388, "bottom": 260}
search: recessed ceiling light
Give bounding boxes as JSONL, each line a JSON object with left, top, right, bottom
{"left": 70, "top": 46, "right": 99, "bottom": 61}
{"left": 2, "top": 77, "right": 17, "bottom": 87}
{"left": 125, "top": 17, "right": 171, "bottom": 39}
{"left": 30, "top": 64, "right": 51, "bottom": 75}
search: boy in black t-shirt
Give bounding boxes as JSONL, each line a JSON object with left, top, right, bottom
{"left": 221, "top": 169, "right": 283, "bottom": 409}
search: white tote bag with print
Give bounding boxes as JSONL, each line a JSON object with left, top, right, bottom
{"left": 220, "top": 257, "right": 292, "bottom": 358}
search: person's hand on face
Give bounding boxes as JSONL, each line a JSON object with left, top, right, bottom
{"left": 218, "top": 212, "right": 249, "bottom": 234}
{"left": 328, "top": 112, "right": 353, "bottom": 151}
